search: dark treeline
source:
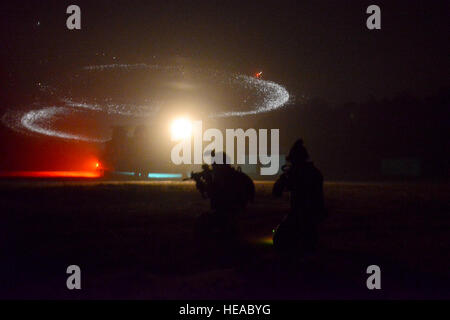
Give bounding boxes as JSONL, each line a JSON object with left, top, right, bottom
{"left": 264, "top": 88, "right": 449, "bottom": 181}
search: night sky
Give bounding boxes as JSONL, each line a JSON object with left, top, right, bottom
{"left": 0, "top": 0, "right": 448, "bottom": 176}
{"left": 1, "top": 0, "right": 448, "bottom": 101}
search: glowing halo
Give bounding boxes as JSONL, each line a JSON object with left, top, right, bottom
{"left": 2, "top": 64, "right": 291, "bottom": 142}
{"left": 210, "top": 75, "right": 289, "bottom": 118}
{"left": 20, "top": 105, "right": 107, "bottom": 142}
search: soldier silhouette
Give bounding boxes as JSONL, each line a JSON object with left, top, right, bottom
{"left": 194, "top": 150, "right": 254, "bottom": 243}
{"left": 186, "top": 164, "right": 213, "bottom": 198}
{"left": 272, "top": 139, "right": 326, "bottom": 257}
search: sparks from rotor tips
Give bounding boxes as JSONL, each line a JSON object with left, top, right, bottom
{"left": 3, "top": 64, "right": 291, "bottom": 142}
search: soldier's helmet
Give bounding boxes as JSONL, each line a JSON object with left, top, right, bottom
{"left": 210, "top": 150, "right": 231, "bottom": 166}
{"left": 286, "top": 139, "right": 309, "bottom": 164}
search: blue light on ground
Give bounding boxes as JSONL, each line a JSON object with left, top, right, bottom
{"left": 148, "top": 173, "right": 183, "bottom": 179}
{"left": 114, "top": 171, "right": 135, "bottom": 176}
{"left": 113, "top": 171, "right": 182, "bottom": 179}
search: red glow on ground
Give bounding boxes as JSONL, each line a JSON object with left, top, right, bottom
{"left": 0, "top": 171, "right": 103, "bottom": 178}
{"left": 0, "top": 157, "right": 103, "bottom": 179}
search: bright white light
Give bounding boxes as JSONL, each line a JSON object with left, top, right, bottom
{"left": 171, "top": 117, "right": 192, "bottom": 141}
{"left": 3, "top": 64, "right": 292, "bottom": 142}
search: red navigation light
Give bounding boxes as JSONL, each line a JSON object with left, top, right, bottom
{"left": 0, "top": 171, "right": 103, "bottom": 178}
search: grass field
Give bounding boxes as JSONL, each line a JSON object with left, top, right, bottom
{"left": 0, "top": 180, "right": 449, "bottom": 299}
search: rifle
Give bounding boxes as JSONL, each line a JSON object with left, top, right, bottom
{"left": 183, "top": 171, "right": 202, "bottom": 182}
